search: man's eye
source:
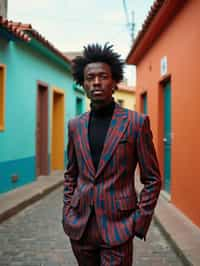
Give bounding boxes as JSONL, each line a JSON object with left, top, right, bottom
{"left": 86, "top": 76, "right": 93, "bottom": 81}
{"left": 101, "top": 75, "right": 108, "bottom": 79}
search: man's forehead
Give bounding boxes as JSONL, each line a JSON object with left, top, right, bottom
{"left": 84, "top": 62, "right": 111, "bottom": 74}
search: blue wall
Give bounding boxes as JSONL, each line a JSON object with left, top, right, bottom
{"left": 0, "top": 37, "right": 85, "bottom": 193}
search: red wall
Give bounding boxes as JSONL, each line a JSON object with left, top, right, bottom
{"left": 135, "top": 0, "right": 200, "bottom": 227}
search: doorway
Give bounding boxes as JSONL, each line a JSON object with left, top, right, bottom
{"left": 163, "top": 80, "right": 171, "bottom": 193}
{"left": 141, "top": 92, "right": 147, "bottom": 114}
{"left": 51, "top": 88, "right": 65, "bottom": 171}
{"left": 36, "top": 82, "right": 49, "bottom": 176}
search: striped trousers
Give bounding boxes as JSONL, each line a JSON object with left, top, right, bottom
{"left": 70, "top": 208, "right": 133, "bottom": 266}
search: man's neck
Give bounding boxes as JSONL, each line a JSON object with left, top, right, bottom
{"left": 91, "top": 99, "right": 113, "bottom": 111}
{"left": 90, "top": 100, "right": 115, "bottom": 117}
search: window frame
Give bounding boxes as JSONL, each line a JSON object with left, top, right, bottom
{"left": 0, "top": 64, "right": 6, "bottom": 131}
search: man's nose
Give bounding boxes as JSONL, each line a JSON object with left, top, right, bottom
{"left": 93, "top": 76, "right": 100, "bottom": 85}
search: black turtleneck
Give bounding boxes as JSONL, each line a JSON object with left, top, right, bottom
{"left": 88, "top": 101, "right": 115, "bottom": 171}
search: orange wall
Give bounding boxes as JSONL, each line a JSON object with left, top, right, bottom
{"left": 135, "top": 0, "right": 200, "bottom": 227}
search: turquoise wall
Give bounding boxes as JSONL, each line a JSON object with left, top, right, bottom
{"left": 0, "top": 37, "right": 85, "bottom": 193}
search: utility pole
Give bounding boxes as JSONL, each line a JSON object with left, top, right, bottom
{"left": 122, "top": 0, "right": 136, "bottom": 88}
{"left": 130, "top": 10, "right": 135, "bottom": 42}
{"left": 122, "top": 0, "right": 135, "bottom": 42}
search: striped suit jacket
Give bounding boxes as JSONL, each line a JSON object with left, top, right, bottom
{"left": 63, "top": 103, "right": 161, "bottom": 246}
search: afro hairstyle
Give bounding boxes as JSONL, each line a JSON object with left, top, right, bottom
{"left": 71, "top": 43, "right": 124, "bottom": 86}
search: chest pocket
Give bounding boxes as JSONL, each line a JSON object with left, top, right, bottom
{"left": 114, "top": 134, "right": 136, "bottom": 169}
{"left": 117, "top": 136, "right": 134, "bottom": 152}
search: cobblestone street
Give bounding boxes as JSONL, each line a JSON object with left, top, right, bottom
{"left": 0, "top": 187, "right": 184, "bottom": 266}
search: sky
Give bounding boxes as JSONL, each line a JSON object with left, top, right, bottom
{"left": 8, "top": 0, "right": 155, "bottom": 85}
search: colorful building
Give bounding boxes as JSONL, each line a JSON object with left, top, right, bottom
{"left": 127, "top": 0, "right": 200, "bottom": 228}
{"left": 114, "top": 83, "right": 136, "bottom": 110}
{"left": 0, "top": 17, "right": 85, "bottom": 194}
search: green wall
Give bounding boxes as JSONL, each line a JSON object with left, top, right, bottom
{"left": 0, "top": 37, "right": 85, "bottom": 193}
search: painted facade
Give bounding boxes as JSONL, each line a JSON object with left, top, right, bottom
{"left": 127, "top": 0, "right": 200, "bottom": 228}
{"left": 114, "top": 83, "right": 136, "bottom": 110}
{"left": 0, "top": 17, "right": 85, "bottom": 194}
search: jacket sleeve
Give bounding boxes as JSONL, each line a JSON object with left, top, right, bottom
{"left": 134, "top": 115, "right": 162, "bottom": 240}
{"left": 63, "top": 120, "right": 78, "bottom": 217}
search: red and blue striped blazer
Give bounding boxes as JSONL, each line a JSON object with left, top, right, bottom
{"left": 63, "top": 103, "right": 161, "bottom": 246}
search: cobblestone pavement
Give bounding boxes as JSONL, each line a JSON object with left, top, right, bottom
{"left": 0, "top": 187, "right": 184, "bottom": 266}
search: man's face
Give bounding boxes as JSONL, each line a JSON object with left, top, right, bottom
{"left": 83, "top": 62, "right": 116, "bottom": 105}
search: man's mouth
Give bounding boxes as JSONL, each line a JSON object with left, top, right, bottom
{"left": 91, "top": 89, "right": 103, "bottom": 95}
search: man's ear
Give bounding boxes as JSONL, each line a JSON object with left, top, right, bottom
{"left": 112, "top": 83, "right": 118, "bottom": 93}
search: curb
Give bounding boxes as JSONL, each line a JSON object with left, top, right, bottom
{"left": 0, "top": 180, "right": 63, "bottom": 224}
{"left": 154, "top": 215, "right": 193, "bottom": 266}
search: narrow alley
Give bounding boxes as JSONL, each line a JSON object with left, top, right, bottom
{"left": 0, "top": 187, "right": 184, "bottom": 266}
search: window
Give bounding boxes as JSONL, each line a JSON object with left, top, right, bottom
{"left": 76, "top": 97, "right": 83, "bottom": 115}
{"left": 141, "top": 92, "right": 147, "bottom": 114}
{"left": 0, "top": 65, "right": 6, "bottom": 131}
{"left": 117, "top": 99, "right": 124, "bottom": 107}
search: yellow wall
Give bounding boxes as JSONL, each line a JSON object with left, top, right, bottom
{"left": 114, "top": 90, "right": 136, "bottom": 110}
{"left": 86, "top": 97, "right": 90, "bottom": 111}
{"left": 51, "top": 88, "right": 65, "bottom": 170}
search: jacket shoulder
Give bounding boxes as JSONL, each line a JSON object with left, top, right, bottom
{"left": 68, "top": 112, "right": 89, "bottom": 129}
{"left": 126, "top": 109, "right": 147, "bottom": 128}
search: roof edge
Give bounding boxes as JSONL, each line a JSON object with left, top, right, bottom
{"left": 126, "top": 0, "right": 186, "bottom": 65}
{"left": 0, "top": 16, "right": 71, "bottom": 66}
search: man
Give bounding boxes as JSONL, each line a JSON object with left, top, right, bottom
{"left": 63, "top": 43, "right": 161, "bottom": 266}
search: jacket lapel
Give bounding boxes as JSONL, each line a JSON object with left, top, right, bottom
{"left": 79, "top": 112, "right": 96, "bottom": 178}
{"left": 95, "top": 104, "right": 129, "bottom": 178}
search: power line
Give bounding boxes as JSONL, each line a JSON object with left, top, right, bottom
{"left": 122, "top": 0, "right": 130, "bottom": 27}
{"left": 122, "top": 0, "right": 135, "bottom": 41}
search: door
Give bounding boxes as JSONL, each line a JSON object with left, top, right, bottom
{"left": 36, "top": 82, "right": 49, "bottom": 176}
{"left": 141, "top": 92, "right": 147, "bottom": 114}
{"left": 163, "top": 81, "right": 171, "bottom": 193}
{"left": 51, "top": 89, "right": 65, "bottom": 171}
{"left": 76, "top": 97, "right": 83, "bottom": 115}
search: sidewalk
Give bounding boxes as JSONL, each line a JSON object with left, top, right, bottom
{"left": 154, "top": 193, "right": 200, "bottom": 266}
{"left": 135, "top": 175, "right": 200, "bottom": 266}
{"left": 0, "top": 173, "right": 200, "bottom": 266}
{"left": 0, "top": 171, "right": 63, "bottom": 223}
